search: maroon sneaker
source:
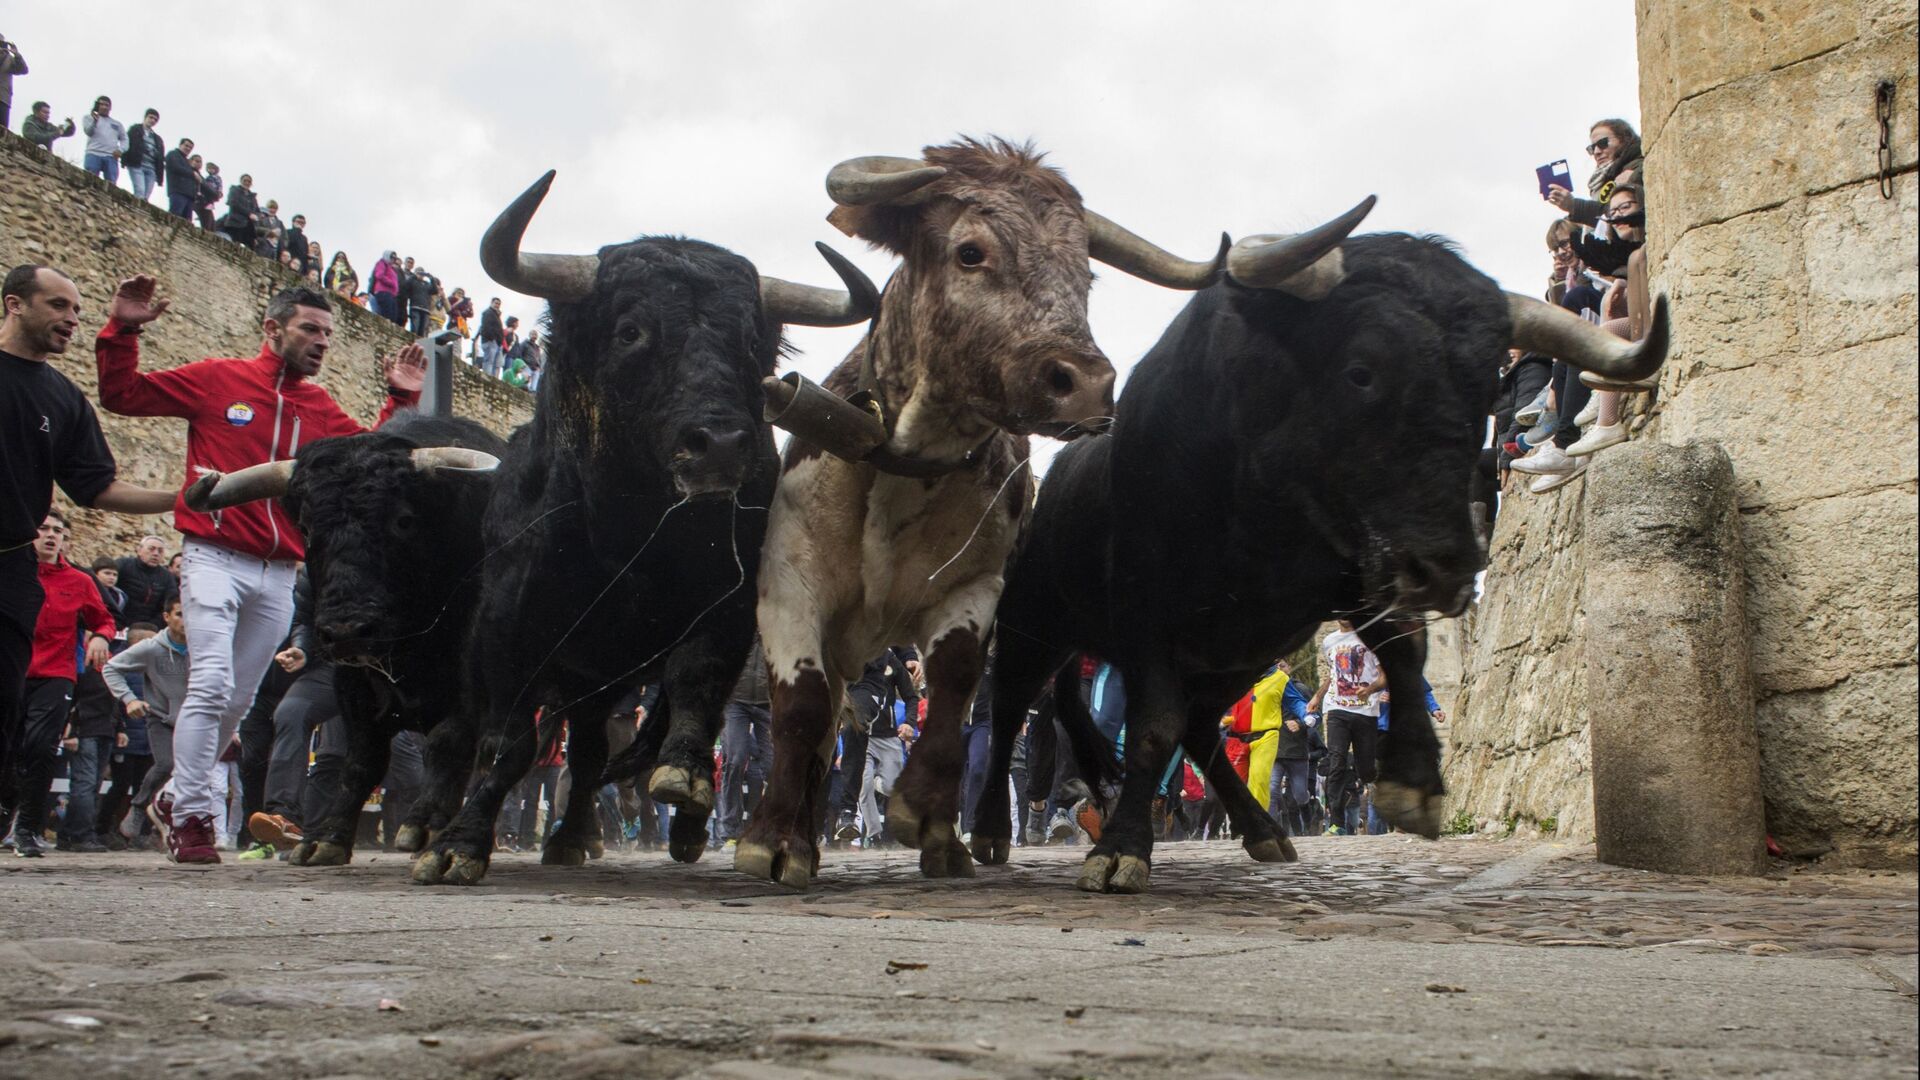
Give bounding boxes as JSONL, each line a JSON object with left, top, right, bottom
{"left": 169, "top": 813, "right": 220, "bottom": 865}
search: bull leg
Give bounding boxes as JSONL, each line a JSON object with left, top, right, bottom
{"left": 1077, "top": 663, "right": 1183, "bottom": 895}
{"left": 736, "top": 660, "right": 836, "bottom": 889}
{"left": 395, "top": 714, "right": 474, "bottom": 853}
{"left": 888, "top": 625, "right": 985, "bottom": 879}
{"left": 1181, "top": 714, "right": 1297, "bottom": 864}
{"left": 545, "top": 696, "right": 615, "bottom": 865}
{"left": 969, "top": 639, "right": 1068, "bottom": 866}
{"left": 412, "top": 707, "right": 548, "bottom": 886}
{"left": 1358, "top": 618, "right": 1444, "bottom": 838}
{"left": 648, "top": 619, "right": 750, "bottom": 863}
{"left": 290, "top": 677, "right": 389, "bottom": 867}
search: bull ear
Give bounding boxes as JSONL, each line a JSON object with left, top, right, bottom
{"left": 826, "top": 204, "right": 915, "bottom": 256}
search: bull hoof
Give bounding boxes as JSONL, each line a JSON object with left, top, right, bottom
{"left": 304, "top": 840, "right": 351, "bottom": 867}
{"left": 1244, "top": 835, "right": 1298, "bottom": 864}
{"left": 735, "top": 839, "right": 813, "bottom": 889}
{"left": 1076, "top": 851, "right": 1117, "bottom": 893}
{"left": 1374, "top": 782, "right": 1445, "bottom": 840}
{"left": 393, "top": 823, "right": 429, "bottom": 853}
{"left": 969, "top": 834, "right": 1010, "bottom": 865}
{"left": 541, "top": 839, "right": 588, "bottom": 866}
{"left": 668, "top": 834, "right": 705, "bottom": 864}
{"left": 443, "top": 852, "right": 490, "bottom": 886}
{"left": 411, "top": 850, "right": 452, "bottom": 885}
{"left": 1108, "top": 855, "right": 1151, "bottom": 894}
{"left": 288, "top": 841, "right": 316, "bottom": 866}
{"left": 920, "top": 839, "right": 975, "bottom": 879}
{"left": 647, "top": 765, "right": 715, "bottom": 813}
{"left": 585, "top": 837, "right": 606, "bottom": 860}
{"left": 884, "top": 801, "right": 927, "bottom": 849}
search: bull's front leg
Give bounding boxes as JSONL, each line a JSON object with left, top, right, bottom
{"left": 545, "top": 695, "right": 617, "bottom": 865}
{"left": 1077, "top": 661, "right": 1184, "bottom": 895}
{"left": 647, "top": 620, "right": 748, "bottom": 863}
{"left": 1180, "top": 710, "right": 1297, "bottom": 864}
{"left": 889, "top": 623, "right": 987, "bottom": 879}
{"left": 968, "top": 640, "right": 1068, "bottom": 866}
{"left": 412, "top": 707, "right": 547, "bottom": 886}
{"left": 394, "top": 713, "right": 475, "bottom": 854}
{"left": 1357, "top": 617, "right": 1444, "bottom": 839}
{"left": 735, "top": 652, "right": 836, "bottom": 889}
{"left": 290, "top": 679, "right": 390, "bottom": 867}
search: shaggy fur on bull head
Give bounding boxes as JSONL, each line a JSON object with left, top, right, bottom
{"left": 826, "top": 137, "right": 1115, "bottom": 450}
{"left": 283, "top": 413, "right": 507, "bottom": 663}
{"left": 540, "top": 237, "right": 783, "bottom": 498}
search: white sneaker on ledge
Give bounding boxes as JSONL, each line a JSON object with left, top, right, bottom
{"left": 1566, "top": 423, "right": 1628, "bottom": 457}
{"left": 1573, "top": 397, "right": 1601, "bottom": 429}
{"left": 1510, "top": 444, "right": 1573, "bottom": 475}
{"left": 1530, "top": 460, "right": 1588, "bottom": 493}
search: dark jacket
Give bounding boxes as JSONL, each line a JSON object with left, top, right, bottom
{"left": 163, "top": 149, "right": 196, "bottom": 194}
{"left": 195, "top": 172, "right": 221, "bottom": 211}
{"left": 283, "top": 227, "right": 309, "bottom": 270}
{"left": 730, "top": 636, "right": 769, "bottom": 705}
{"left": 223, "top": 184, "right": 257, "bottom": 229}
{"left": 477, "top": 306, "right": 503, "bottom": 344}
{"left": 115, "top": 556, "right": 178, "bottom": 627}
{"left": 850, "top": 647, "right": 920, "bottom": 736}
{"left": 402, "top": 270, "right": 437, "bottom": 309}
{"left": 1569, "top": 230, "right": 1640, "bottom": 279}
{"left": 123, "top": 122, "right": 162, "bottom": 169}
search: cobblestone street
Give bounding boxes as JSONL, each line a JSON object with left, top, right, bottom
{"left": 0, "top": 836, "right": 1913, "bottom": 1078}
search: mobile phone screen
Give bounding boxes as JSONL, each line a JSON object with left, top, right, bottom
{"left": 1536, "top": 160, "right": 1572, "bottom": 199}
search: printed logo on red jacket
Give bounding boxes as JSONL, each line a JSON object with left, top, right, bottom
{"left": 224, "top": 401, "right": 255, "bottom": 426}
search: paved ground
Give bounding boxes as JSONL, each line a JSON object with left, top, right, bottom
{"left": 0, "top": 836, "right": 1913, "bottom": 1079}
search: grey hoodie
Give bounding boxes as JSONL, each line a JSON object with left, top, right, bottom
{"left": 102, "top": 631, "right": 189, "bottom": 726}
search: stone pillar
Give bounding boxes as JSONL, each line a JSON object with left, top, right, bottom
{"left": 1584, "top": 440, "right": 1767, "bottom": 875}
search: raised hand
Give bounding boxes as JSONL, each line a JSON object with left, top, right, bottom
{"left": 110, "top": 275, "right": 172, "bottom": 327}
{"left": 383, "top": 341, "right": 427, "bottom": 393}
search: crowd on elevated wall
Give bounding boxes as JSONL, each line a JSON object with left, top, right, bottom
{"left": 0, "top": 33, "right": 547, "bottom": 391}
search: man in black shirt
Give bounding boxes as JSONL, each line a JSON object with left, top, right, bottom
{"left": 0, "top": 264, "right": 176, "bottom": 831}
{"left": 116, "top": 534, "right": 177, "bottom": 627}
{"left": 851, "top": 646, "right": 919, "bottom": 848}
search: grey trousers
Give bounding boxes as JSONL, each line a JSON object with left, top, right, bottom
{"left": 717, "top": 701, "right": 770, "bottom": 840}
{"left": 133, "top": 718, "right": 175, "bottom": 810}
{"left": 266, "top": 665, "right": 339, "bottom": 818}
{"left": 858, "top": 735, "right": 906, "bottom": 843}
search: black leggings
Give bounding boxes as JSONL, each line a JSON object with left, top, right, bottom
{"left": 1549, "top": 361, "right": 1594, "bottom": 449}
{"left": 0, "top": 547, "right": 44, "bottom": 817}
{"left": 15, "top": 678, "right": 74, "bottom": 835}
{"left": 1323, "top": 710, "right": 1380, "bottom": 822}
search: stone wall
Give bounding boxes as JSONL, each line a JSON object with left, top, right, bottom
{"left": 0, "top": 131, "right": 534, "bottom": 565}
{"left": 1448, "top": 0, "right": 1918, "bottom": 864}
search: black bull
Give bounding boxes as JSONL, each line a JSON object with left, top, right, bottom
{"left": 971, "top": 231, "right": 1670, "bottom": 893}
{"left": 270, "top": 413, "right": 509, "bottom": 865}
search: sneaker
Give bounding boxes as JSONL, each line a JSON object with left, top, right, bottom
{"left": 1573, "top": 396, "right": 1602, "bottom": 429}
{"left": 722, "top": 837, "right": 738, "bottom": 850}
{"left": 1024, "top": 822, "right": 1045, "bottom": 847}
{"left": 1530, "top": 460, "right": 1589, "bottom": 494}
{"left": 237, "top": 842, "right": 275, "bottom": 861}
{"left": 833, "top": 816, "right": 859, "bottom": 842}
{"left": 247, "top": 812, "right": 304, "bottom": 851}
{"left": 60, "top": 838, "right": 109, "bottom": 854}
{"left": 1565, "top": 422, "right": 1627, "bottom": 458}
{"left": 1514, "top": 388, "right": 1550, "bottom": 427}
{"left": 147, "top": 793, "right": 174, "bottom": 852}
{"left": 118, "top": 810, "right": 143, "bottom": 841}
{"left": 15, "top": 831, "right": 46, "bottom": 858}
{"left": 1072, "top": 798, "right": 1104, "bottom": 843}
{"left": 1510, "top": 444, "right": 1573, "bottom": 476}
{"left": 169, "top": 814, "right": 220, "bottom": 865}
{"left": 1323, "top": 825, "right": 1344, "bottom": 837}
{"left": 1046, "top": 809, "right": 1075, "bottom": 844}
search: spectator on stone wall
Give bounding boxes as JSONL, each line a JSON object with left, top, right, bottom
{"left": 1564, "top": 183, "right": 1651, "bottom": 461}
{"left": 193, "top": 161, "right": 222, "bottom": 230}
{"left": 324, "top": 251, "right": 358, "bottom": 299}
{"left": 252, "top": 198, "right": 285, "bottom": 261}
{"left": 80, "top": 95, "right": 126, "bottom": 185}
{"left": 446, "top": 287, "right": 473, "bottom": 339}
{"left": 1547, "top": 118, "right": 1642, "bottom": 227}
{"left": 163, "top": 138, "right": 196, "bottom": 219}
{"left": 21, "top": 100, "right": 73, "bottom": 150}
{"left": 123, "top": 109, "right": 164, "bottom": 203}
{"left": 0, "top": 34, "right": 26, "bottom": 132}
{"left": 221, "top": 173, "right": 258, "bottom": 248}
{"left": 403, "top": 262, "right": 438, "bottom": 337}
{"left": 283, "top": 215, "right": 310, "bottom": 274}
{"left": 369, "top": 251, "right": 402, "bottom": 325}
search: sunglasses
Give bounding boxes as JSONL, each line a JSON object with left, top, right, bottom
{"left": 1586, "top": 136, "right": 1613, "bottom": 155}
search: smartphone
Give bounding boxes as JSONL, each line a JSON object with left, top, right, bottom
{"left": 1536, "top": 160, "right": 1573, "bottom": 199}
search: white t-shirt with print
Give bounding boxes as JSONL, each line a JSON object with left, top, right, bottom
{"left": 1320, "top": 630, "right": 1382, "bottom": 717}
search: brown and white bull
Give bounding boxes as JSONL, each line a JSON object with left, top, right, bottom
{"left": 737, "top": 138, "right": 1277, "bottom": 888}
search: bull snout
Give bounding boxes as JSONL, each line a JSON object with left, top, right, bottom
{"left": 671, "top": 425, "right": 752, "bottom": 500}
{"left": 1039, "top": 358, "right": 1117, "bottom": 439}
{"left": 318, "top": 615, "right": 384, "bottom": 658}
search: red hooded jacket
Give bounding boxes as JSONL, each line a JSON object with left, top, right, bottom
{"left": 95, "top": 319, "right": 417, "bottom": 562}
{"left": 31, "top": 557, "right": 114, "bottom": 680}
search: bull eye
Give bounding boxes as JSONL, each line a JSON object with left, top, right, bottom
{"left": 1345, "top": 366, "right": 1375, "bottom": 389}
{"left": 618, "top": 324, "right": 647, "bottom": 347}
{"left": 957, "top": 243, "right": 987, "bottom": 268}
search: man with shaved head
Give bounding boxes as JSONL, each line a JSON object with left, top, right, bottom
{"left": 116, "top": 534, "right": 177, "bottom": 628}
{"left": 0, "top": 265, "right": 178, "bottom": 852}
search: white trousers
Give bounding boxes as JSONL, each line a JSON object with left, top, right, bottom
{"left": 173, "top": 539, "right": 296, "bottom": 820}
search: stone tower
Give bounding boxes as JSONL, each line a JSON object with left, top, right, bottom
{"left": 1446, "top": 0, "right": 1917, "bottom": 865}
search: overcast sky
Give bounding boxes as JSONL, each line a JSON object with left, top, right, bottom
{"left": 8, "top": 3, "right": 1638, "bottom": 466}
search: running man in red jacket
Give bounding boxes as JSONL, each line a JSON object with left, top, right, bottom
{"left": 95, "top": 276, "right": 424, "bottom": 863}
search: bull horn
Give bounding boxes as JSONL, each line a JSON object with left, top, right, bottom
{"left": 184, "top": 460, "right": 296, "bottom": 512}
{"left": 1084, "top": 211, "right": 1227, "bottom": 290}
{"left": 480, "top": 170, "right": 600, "bottom": 302}
{"left": 759, "top": 242, "right": 880, "bottom": 327}
{"left": 410, "top": 447, "right": 502, "bottom": 473}
{"left": 1507, "top": 292, "right": 1671, "bottom": 381}
{"left": 1225, "top": 195, "right": 1379, "bottom": 298}
{"left": 825, "top": 155, "right": 948, "bottom": 207}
